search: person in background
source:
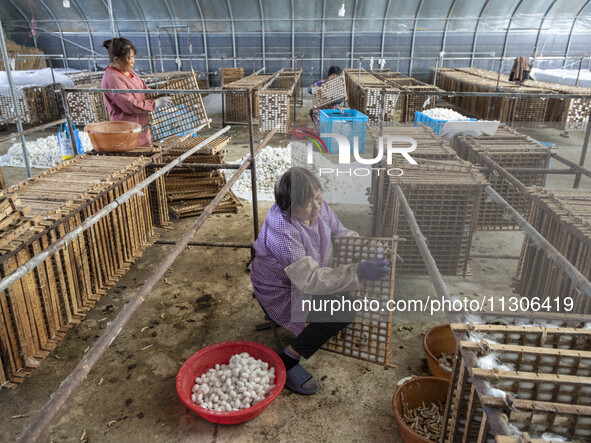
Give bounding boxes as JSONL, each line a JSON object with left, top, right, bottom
{"left": 509, "top": 56, "right": 531, "bottom": 84}
{"left": 308, "top": 65, "right": 344, "bottom": 128}
{"left": 101, "top": 38, "right": 172, "bottom": 147}
{"left": 250, "top": 167, "right": 391, "bottom": 395}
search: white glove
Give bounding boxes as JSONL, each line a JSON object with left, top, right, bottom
{"left": 155, "top": 96, "right": 173, "bottom": 108}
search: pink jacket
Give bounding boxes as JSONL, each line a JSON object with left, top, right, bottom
{"left": 101, "top": 67, "right": 156, "bottom": 146}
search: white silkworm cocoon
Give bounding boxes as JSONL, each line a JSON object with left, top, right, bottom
{"left": 191, "top": 352, "right": 277, "bottom": 412}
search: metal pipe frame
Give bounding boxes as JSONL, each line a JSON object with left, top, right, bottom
{"left": 23, "top": 53, "right": 590, "bottom": 66}
{"left": 194, "top": 0, "right": 209, "bottom": 75}
{"left": 564, "top": 0, "right": 591, "bottom": 66}
{"left": 574, "top": 108, "right": 591, "bottom": 188}
{"left": 3, "top": 15, "right": 582, "bottom": 25}
{"left": 349, "top": 0, "right": 359, "bottom": 69}
{"left": 106, "top": 0, "right": 116, "bottom": 38}
{"left": 37, "top": 0, "right": 69, "bottom": 68}
{"left": 380, "top": 0, "right": 392, "bottom": 59}
{"left": 128, "top": 0, "right": 154, "bottom": 73}
{"left": 391, "top": 183, "right": 511, "bottom": 436}
{"left": 0, "top": 18, "right": 32, "bottom": 177}
{"left": 291, "top": 0, "right": 295, "bottom": 70}
{"left": 98, "top": 0, "right": 121, "bottom": 37}
{"left": 7, "top": 23, "right": 102, "bottom": 56}
{"left": 62, "top": 84, "right": 591, "bottom": 101}
{"left": 247, "top": 89, "right": 260, "bottom": 252}
{"left": 15, "top": 125, "right": 277, "bottom": 443}
{"left": 0, "top": 118, "right": 65, "bottom": 145}
{"left": 0, "top": 121, "right": 216, "bottom": 294}
{"left": 163, "top": 0, "right": 183, "bottom": 70}
{"left": 408, "top": 0, "right": 425, "bottom": 76}
{"left": 441, "top": 0, "right": 459, "bottom": 56}
{"left": 499, "top": 0, "right": 525, "bottom": 76}
{"left": 258, "top": 0, "right": 266, "bottom": 71}
{"left": 155, "top": 240, "right": 252, "bottom": 248}
{"left": 470, "top": 0, "right": 490, "bottom": 68}
{"left": 320, "top": 0, "right": 326, "bottom": 79}
{"left": 225, "top": 0, "right": 237, "bottom": 67}
{"left": 485, "top": 185, "right": 591, "bottom": 300}
{"left": 70, "top": 0, "right": 97, "bottom": 70}
{"left": 6, "top": 0, "right": 37, "bottom": 48}
{"left": 532, "top": 0, "right": 557, "bottom": 59}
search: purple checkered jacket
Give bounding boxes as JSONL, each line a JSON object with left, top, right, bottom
{"left": 250, "top": 202, "right": 349, "bottom": 335}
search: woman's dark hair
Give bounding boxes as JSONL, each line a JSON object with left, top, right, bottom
{"left": 327, "top": 66, "right": 342, "bottom": 77}
{"left": 275, "top": 167, "right": 322, "bottom": 213}
{"left": 102, "top": 38, "right": 137, "bottom": 62}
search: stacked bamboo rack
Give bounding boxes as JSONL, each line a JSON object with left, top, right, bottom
{"left": 155, "top": 135, "right": 240, "bottom": 218}
{"left": 344, "top": 68, "right": 400, "bottom": 122}
{"left": 432, "top": 67, "right": 548, "bottom": 123}
{"left": 87, "top": 146, "right": 170, "bottom": 227}
{"left": 0, "top": 84, "right": 62, "bottom": 125}
{"left": 258, "top": 69, "right": 302, "bottom": 133}
{"left": 219, "top": 68, "right": 244, "bottom": 85}
{"left": 373, "top": 160, "right": 487, "bottom": 276}
{"left": 516, "top": 188, "right": 591, "bottom": 315}
{"left": 0, "top": 155, "right": 157, "bottom": 387}
{"left": 443, "top": 312, "right": 591, "bottom": 443}
{"left": 444, "top": 67, "right": 591, "bottom": 131}
{"left": 453, "top": 128, "right": 552, "bottom": 230}
{"left": 372, "top": 69, "right": 440, "bottom": 122}
{"left": 223, "top": 73, "right": 272, "bottom": 123}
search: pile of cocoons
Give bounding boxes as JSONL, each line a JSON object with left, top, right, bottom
{"left": 3, "top": 132, "right": 93, "bottom": 168}
{"left": 191, "top": 352, "right": 276, "bottom": 412}
{"left": 422, "top": 108, "right": 468, "bottom": 120}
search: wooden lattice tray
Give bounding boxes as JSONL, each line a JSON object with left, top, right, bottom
{"left": 321, "top": 236, "right": 398, "bottom": 367}
{"left": 442, "top": 312, "right": 591, "bottom": 443}
{"left": 312, "top": 74, "right": 347, "bottom": 109}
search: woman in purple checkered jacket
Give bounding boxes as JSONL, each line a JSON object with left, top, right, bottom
{"left": 250, "top": 167, "right": 390, "bottom": 395}
{"left": 308, "top": 66, "right": 344, "bottom": 128}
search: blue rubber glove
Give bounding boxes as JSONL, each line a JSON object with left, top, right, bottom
{"left": 359, "top": 259, "right": 391, "bottom": 281}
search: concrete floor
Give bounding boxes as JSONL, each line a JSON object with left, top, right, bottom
{"left": 0, "top": 99, "right": 589, "bottom": 442}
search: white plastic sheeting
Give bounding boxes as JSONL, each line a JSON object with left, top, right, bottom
{"left": 530, "top": 68, "right": 591, "bottom": 88}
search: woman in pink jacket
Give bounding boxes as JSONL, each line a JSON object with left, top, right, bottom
{"left": 101, "top": 38, "right": 172, "bottom": 146}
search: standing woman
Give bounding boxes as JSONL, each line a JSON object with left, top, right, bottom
{"left": 101, "top": 38, "right": 172, "bottom": 147}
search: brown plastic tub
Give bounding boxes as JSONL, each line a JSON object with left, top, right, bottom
{"left": 422, "top": 324, "right": 457, "bottom": 380}
{"left": 392, "top": 376, "right": 449, "bottom": 443}
{"left": 85, "top": 121, "right": 141, "bottom": 152}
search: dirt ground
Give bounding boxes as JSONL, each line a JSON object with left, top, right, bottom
{"left": 0, "top": 96, "right": 590, "bottom": 442}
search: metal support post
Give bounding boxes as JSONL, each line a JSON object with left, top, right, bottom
{"left": 247, "top": 89, "right": 260, "bottom": 259}
{"left": 574, "top": 108, "right": 591, "bottom": 188}
{"left": 0, "top": 19, "right": 32, "bottom": 177}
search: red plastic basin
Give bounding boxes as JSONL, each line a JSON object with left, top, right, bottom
{"left": 176, "top": 340, "right": 286, "bottom": 425}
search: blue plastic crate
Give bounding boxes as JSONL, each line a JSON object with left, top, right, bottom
{"left": 319, "top": 109, "right": 368, "bottom": 154}
{"left": 414, "top": 111, "right": 477, "bottom": 135}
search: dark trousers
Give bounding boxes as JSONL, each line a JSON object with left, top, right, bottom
{"left": 290, "top": 293, "right": 355, "bottom": 359}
